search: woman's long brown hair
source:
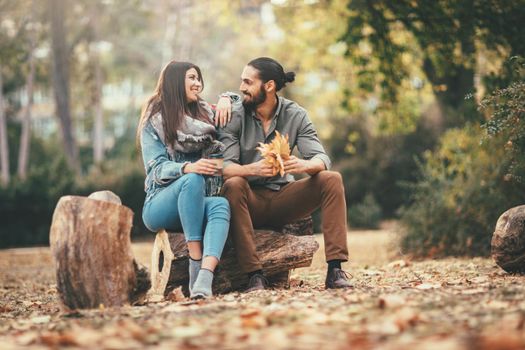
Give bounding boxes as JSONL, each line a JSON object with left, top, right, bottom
{"left": 137, "top": 61, "right": 212, "bottom": 148}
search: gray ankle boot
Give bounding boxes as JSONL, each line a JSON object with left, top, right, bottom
{"left": 189, "top": 258, "right": 202, "bottom": 292}
{"left": 190, "top": 269, "right": 214, "bottom": 299}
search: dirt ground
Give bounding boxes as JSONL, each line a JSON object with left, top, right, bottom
{"left": 1, "top": 228, "right": 525, "bottom": 350}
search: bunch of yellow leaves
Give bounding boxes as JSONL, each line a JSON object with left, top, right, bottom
{"left": 256, "top": 131, "right": 291, "bottom": 177}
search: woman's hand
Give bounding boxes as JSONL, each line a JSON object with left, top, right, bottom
{"left": 183, "top": 159, "right": 219, "bottom": 176}
{"left": 215, "top": 96, "right": 232, "bottom": 128}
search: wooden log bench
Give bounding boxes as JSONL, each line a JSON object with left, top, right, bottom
{"left": 149, "top": 216, "right": 319, "bottom": 297}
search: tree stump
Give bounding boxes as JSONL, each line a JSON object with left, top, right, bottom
{"left": 149, "top": 217, "right": 318, "bottom": 296}
{"left": 49, "top": 194, "right": 150, "bottom": 309}
{"left": 492, "top": 205, "right": 525, "bottom": 273}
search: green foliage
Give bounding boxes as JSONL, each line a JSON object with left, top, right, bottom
{"left": 0, "top": 156, "right": 75, "bottom": 247}
{"left": 0, "top": 120, "right": 147, "bottom": 247}
{"left": 399, "top": 125, "right": 525, "bottom": 257}
{"left": 0, "top": 157, "right": 147, "bottom": 248}
{"left": 481, "top": 57, "right": 525, "bottom": 182}
{"left": 348, "top": 193, "right": 382, "bottom": 229}
{"left": 341, "top": 0, "right": 525, "bottom": 125}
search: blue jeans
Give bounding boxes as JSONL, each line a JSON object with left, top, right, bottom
{"left": 142, "top": 173, "right": 230, "bottom": 259}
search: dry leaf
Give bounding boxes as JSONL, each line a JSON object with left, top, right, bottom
{"left": 378, "top": 294, "right": 406, "bottom": 309}
{"left": 30, "top": 315, "right": 51, "bottom": 324}
{"left": 256, "top": 131, "right": 291, "bottom": 177}
{"left": 415, "top": 283, "right": 441, "bottom": 290}
{"left": 40, "top": 332, "right": 78, "bottom": 347}
{"left": 387, "top": 259, "right": 411, "bottom": 269}
{"left": 394, "top": 308, "right": 421, "bottom": 331}
{"left": 165, "top": 287, "right": 186, "bottom": 302}
{"left": 240, "top": 309, "right": 268, "bottom": 329}
{"left": 15, "top": 331, "right": 38, "bottom": 346}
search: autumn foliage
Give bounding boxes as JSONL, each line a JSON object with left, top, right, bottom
{"left": 256, "top": 131, "right": 291, "bottom": 177}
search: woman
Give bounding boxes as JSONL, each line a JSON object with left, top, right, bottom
{"left": 137, "top": 60, "right": 233, "bottom": 299}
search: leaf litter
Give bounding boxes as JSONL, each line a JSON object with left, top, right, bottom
{"left": 1, "top": 231, "right": 525, "bottom": 349}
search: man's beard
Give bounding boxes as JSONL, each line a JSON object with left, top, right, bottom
{"left": 242, "top": 87, "right": 266, "bottom": 111}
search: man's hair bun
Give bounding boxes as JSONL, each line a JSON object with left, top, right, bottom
{"left": 285, "top": 71, "right": 296, "bottom": 83}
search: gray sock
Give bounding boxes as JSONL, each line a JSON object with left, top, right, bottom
{"left": 189, "top": 258, "right": 202, "bottom": 292}
{"left": 190, "top": 268, "right": 214, "bottom": 299}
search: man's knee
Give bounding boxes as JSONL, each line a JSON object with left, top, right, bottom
{"left": 315, "top": 171, "right": 344, "bottom": 191}
{"left": 222, "top": 176, "right": 249, "bottom": 196}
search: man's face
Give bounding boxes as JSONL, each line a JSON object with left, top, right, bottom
{"left": 240, "top": 65, "right": 266, "bottom": 109}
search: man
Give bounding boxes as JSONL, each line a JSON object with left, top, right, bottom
{"left": 218, "top": 57, "right": 352, "bottom": 292}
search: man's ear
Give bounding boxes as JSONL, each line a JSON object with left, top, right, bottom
{"left": 265, "top": 80, "right": 276, "bottom": 93}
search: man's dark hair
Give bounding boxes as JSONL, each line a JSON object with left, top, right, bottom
{"left": 247, "top": 57, "right": 295, "bottom": 91}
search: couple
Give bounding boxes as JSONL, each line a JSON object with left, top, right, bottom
{"left": 138, "top": 57, "right": 352, "bottom": 299}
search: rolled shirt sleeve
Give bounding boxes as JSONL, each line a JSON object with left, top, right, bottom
{"left": 296, "top": 113, "right": 332, "bottom": 170}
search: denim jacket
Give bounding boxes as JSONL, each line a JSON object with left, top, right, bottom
{"left": 141, "top": 93, "right": 240, "bottom": 203}
{"left": 140, "top": 121, "right": 202, "bottom": 203}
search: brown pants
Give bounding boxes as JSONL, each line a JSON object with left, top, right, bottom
{"left": 222, "top": 171, "right": 349, "bottom": 273}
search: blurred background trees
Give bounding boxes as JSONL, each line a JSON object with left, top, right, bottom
{"left": 0, "top": 0, "right": 524, "bottom": 255}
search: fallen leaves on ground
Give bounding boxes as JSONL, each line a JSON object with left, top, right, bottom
{"left": 1, "top": 232, "right": 525, "bottom": 349}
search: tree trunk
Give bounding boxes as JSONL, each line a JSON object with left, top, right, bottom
{"left": 90, "top": 4, "right": 104, "bottom": 164}
{"left": 49, "top": 0, "right": 79, "bottom": 172}
{"left": 49, "top": 194, "right": 150, "bottom": 309}
{"left": 160, "top": 0, "right": 176, "bottom": 67}
{"left": 17, "top": 0, "right": 35, "bottom": 180}
{"left": 0, "top": 64, "right": 9, "bottom": 187}
{"left": 174, "top": 0, "right": 193, "bottom": 60}
{"left": 149, "top": 217, "right": 318, "bottom": 296}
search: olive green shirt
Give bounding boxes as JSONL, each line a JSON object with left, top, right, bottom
{"left": 217, "top": 96, "right": 331, "bottom": 190}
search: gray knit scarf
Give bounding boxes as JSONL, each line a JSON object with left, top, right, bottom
{"left": 149, "top": 102, "right": 224, "bottom": 158}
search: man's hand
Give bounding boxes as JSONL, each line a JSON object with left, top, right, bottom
{"left": 249, "top": 159, "right": 278, "bottom": 177}
{"left": 184, "top": 159, "right": 219, "bottom": 176}
{"left": 283, "top": 156, "right": 310, "bottom": 174}
{"left": 214, "top": 96, "right": 232, "bottom": 128}
{"left": 283, "top": 156, "right": 326, "bottom": 175}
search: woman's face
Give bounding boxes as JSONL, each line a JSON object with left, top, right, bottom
{"left": 185, "top": 68, "right": 202, "bottom": 103}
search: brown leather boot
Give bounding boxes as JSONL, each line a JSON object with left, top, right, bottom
{"left": 245, "top": 273, "right": 269, "bottom": 292}
{"left": 325, "top": 268, "right": 354, "bottom": 289}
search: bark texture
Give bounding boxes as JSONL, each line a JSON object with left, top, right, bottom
{"left": 49, "top": 0, "right": 79, "bottom": 172}
{"left": 17, "top": 0, "right": 35, "bottom": 180}
{"left": 49, "top": 195, "right": 149, "bottom": 309}
{"left": 0, "top": 66, "right": 9, "bottom": 186}
{"left": 150, "top": 218, "right": 318, "bottom": 296}
{"left": 492, "top": 205, "right": 525, "bottom": 273}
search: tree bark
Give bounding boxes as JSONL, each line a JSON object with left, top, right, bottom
{"left": 0, "top": 64, "right": 9, "bottom": 187}
{"left": 17, "top": 0, "right": 36, "bottom": 180}
{"left": 89, "top": 4, "right": 104, "bottom": 164}
{"left": 150, "top": 218, "right": 318, "bottom": 296}
{"left": 492, "top": 205, "right": 525, "bottom": 273}
{"left": 49, "top": 0, "right": 79, "bottom": 172}
{"left": 49, "top": 195, "right": 150, "bottom": 309}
